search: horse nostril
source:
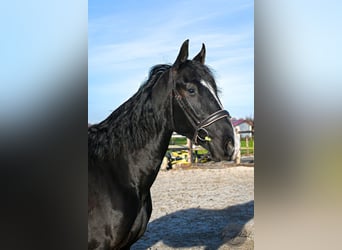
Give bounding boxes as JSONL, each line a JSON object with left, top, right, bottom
{"left": 225, "top": 139, "right": 235, "bottom": 157}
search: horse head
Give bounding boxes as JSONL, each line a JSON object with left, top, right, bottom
{"left": 169, "top": 40, "right": 236, "bottom": 161}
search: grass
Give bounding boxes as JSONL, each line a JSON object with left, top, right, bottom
{"left": 240, "top": 137, "right": 254, "bottom": 155}
{"left": 169, "top": 137, "right": 187, "bottom": 145}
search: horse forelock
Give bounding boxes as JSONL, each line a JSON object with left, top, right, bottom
{"left": 188, "top": 61, "right": 218, "bottom": 90}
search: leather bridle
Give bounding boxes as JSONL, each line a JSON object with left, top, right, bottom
{"left": 169, "top": 70, "right": 231, "bottom": 144}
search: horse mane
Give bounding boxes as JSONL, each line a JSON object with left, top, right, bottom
{"left": 88, "top": 64, "right": 172, "bottom": 160}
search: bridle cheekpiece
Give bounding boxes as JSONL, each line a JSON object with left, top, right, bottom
{"left": 169, "top": 70, "right": 231, "bottom": 144}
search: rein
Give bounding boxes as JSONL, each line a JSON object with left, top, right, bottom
{"left": 168, "top": 69, "right": 231, "bottom": 144}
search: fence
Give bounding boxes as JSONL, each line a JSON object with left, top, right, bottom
{"left": 234, "top": 127, "right": 254, "bottom": 164}
{"left": 168, "top": 127, "right": 254, "bottom": 164}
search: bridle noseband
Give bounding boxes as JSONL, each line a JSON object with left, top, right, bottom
{"left": 192, "top": 109, "right": 231, "bottom": 144}
{"left": 169, "top": 70, "right": 231, "bottom": 144}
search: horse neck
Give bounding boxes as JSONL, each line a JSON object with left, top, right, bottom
{"left": 89, "top": 89, "right": 173, "bottom": 190}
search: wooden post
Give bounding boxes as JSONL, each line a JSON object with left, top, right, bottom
{"left": 235, "top": 127, "right": 241, "bottom": 164}
{"left": 187, "top": 138, "right": 193, "bottom": 163}
{"left": 246, "top": 136, "right": 249, "bottom": 155}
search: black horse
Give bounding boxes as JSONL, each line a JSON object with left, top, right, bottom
{"left": 88, "top": 40, "right": 235, "bottom": 249}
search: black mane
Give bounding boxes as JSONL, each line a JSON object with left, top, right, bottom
{"left": 88, "top": 64, "right": 172, "bottom": 160}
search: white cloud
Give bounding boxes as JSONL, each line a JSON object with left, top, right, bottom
{"left": 88, "top": 0, "right": 254, "bottom": 122}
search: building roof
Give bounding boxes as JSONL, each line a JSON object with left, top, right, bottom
{"left": 231, "top": 118, "right": 254, "bottom": 127}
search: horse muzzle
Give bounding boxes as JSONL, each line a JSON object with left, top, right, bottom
{"left": 225, "top": 138, "right": 235, "bottom": 160}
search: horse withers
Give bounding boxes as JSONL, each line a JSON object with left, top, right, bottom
{"left": 88, "top": 40, "right": 235, "bottom": 249}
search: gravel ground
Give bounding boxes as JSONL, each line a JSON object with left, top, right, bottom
{"left": 131, "top": 164, "right": 254, "bottom": 250}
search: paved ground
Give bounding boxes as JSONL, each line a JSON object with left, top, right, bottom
{"left": 131, "top": 164, "right": 254, "bottom": 250}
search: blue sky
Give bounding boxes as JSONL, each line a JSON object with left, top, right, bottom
{"left": 88, "top": 0, "right": 254, "bottom": 124}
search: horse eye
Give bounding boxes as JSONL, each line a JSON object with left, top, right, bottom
{"left": 187, "top": 88, "right": 196, "bottom": 95}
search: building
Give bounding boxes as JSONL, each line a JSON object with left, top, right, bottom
{"left": 231, "top": 118, "right": 254, "bottom": 138}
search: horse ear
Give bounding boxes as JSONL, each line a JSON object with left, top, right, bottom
{"left": 193, "top": 43, "right": 206, "bottom": 64}
{"left": 173, "top": 39, "right": 189, "bottom": 69}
